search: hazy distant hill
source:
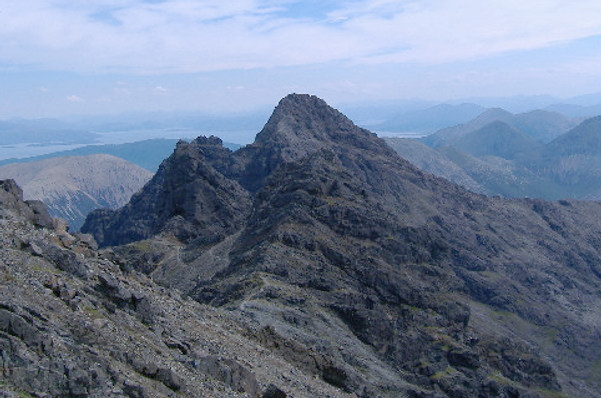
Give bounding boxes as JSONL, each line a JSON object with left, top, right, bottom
{"left": 387, "top": 114, "right": 601, "bottom": 200}
{"left": 538, "top": 115, "right": 601, "bottom": 158}
{"left": 545, "top": 103, "right": 601, "bottom": 117}
{"left": 437, "top": 145, "right": 564, "bottom": 198}
{"left": 383, "top": 138, "right": 485, "bottom": 193}
{"left": 0, "top": 154, "right": 152, "bottom": 230}
{"left": 385, "top": 138, "right": 561, "bottom": 198}
{"left": 452, "top": 120, "right": 542, "bottom": 159}
{"left": 525, "top": 116, "right": 601, "bottom": 198}
{"left": 512, "top": 109, "right": 583, "bottom": 142}
{"left": 423, "top": 108, "right": 579, "bottom": 147}
{"left": 422, "top": 108, "right": 513, "bottom": 146}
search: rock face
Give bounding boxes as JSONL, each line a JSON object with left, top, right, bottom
{"left": 0, "top": 154, "right": 153, "bottom": 231}
{"left": 0, "top": 179, "right": 55, "bottom": 229}
{"left": 81, "top": 137, "right": 251, "bottom": 246}
{"left": 82, "top": 94, "right": 601, "bottom": 397}
{"left": 0, "top": 179, "right": 351, "bottom": 397}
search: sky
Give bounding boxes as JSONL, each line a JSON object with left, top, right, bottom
{"left": 2, "top": 0, "right": 601, "bottom": 118}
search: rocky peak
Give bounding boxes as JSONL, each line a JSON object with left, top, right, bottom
{"left": 235, "top": 93, "right": 397, "bottom": 192}
{"left": 82, "top": 135, "right": 251, "bottom": 246}
{"left": 256, "top": 94, "right": 355, "bottom": 148}
{"left": 82, "top": 94, "right": 408, "bottom": 245}
{"left": 0, "top": 179, "right": 54, "bottom": 229}
{"left": 80, "top": 95, "right": 601, "bottom": 397}
{"left": 255, "top": 94, "right": 393, "bottom": 159}
{"left": 0, "top": 179, "right": 25, "bottom": 207}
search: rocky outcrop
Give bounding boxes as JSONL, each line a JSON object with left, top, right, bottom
{"left": 82, "top": 137, "right": 251, "bottom": 246}
{"left": 77, "top": 94, "right": 601, "bottom": 397}
{"left": 0, "top": 179, "right": 54, "bottom": 229}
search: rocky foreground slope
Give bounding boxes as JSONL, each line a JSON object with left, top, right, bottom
{"left": 79, "top": 94, "right": 601, "bottom": 397}
{"left": 0, "top": 179, "right": 349, "bottom": 397}
{"left": 0, "top": 154, "right": 152, "bottom": 230}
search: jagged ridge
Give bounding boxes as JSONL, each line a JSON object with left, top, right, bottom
{"left": 80, "top": 94, "right": 601, "bottom": 397}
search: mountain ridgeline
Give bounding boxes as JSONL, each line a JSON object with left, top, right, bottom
{"left": 386, "top": 109, "right": 601, "bottom": 200}
{"left": 72, "top": 94, "right": 600, "bottom": 397}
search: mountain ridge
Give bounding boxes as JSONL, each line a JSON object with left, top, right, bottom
{"left": 423, "top": 107, "right": 579, "bottom": 147}
{"left": 81, "top": 94, "right": 601, "bottom": 397}
{"left": 388, "top": 112, "right": 601, "bottom": 200}
{"left": 452, "top": 120, "right": 542, "bottom": 159}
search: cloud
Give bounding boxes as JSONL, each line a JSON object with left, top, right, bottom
{"left": 67, "top": 95, "right": 85, "bottom": 102}
{"left": 1, "top": 0, "right": 601, "bottom": 74}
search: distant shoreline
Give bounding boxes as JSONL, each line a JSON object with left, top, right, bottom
{"left": 0, "top": 128, "right": 254, "bottom": 161}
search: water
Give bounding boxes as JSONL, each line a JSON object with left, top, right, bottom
{"left": 375, "top": 131, "right": 428, "bottom": 139}
{"left": 0, "top": 128, "right": 256, "bottom": 161}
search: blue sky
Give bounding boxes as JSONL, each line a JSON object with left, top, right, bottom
{"left": 2, "top": 0, "right": 601, "bottom": 117}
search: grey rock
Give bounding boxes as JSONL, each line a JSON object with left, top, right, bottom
{"left": 24, "top": 199, "right": 54, "bottom": 229}
{"left": 262, "top": 384, "right": 287, "bottom": 398}
{"left": 0, "top": 178, "right": 353, "bottom": 398}
{"left": 0, "top": 308, "right": 41, "bottom": 346}
{"left": 34, "top": 239, "right": 88, "bottom": 277}
{"left": 0, "top": 179, "right": 55, "bottom": 228}
{"left": 194, "top": 355, "right": 260, "bottom": 396}
{"left": 92, "top": 94, "right": 601, "bottom": 397}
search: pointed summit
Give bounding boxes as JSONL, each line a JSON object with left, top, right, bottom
{"left": 251, "top": 93, "right": 393, "bottom": 164}
{"left": 256, "top": 93, "right": 356, "bottom": 144}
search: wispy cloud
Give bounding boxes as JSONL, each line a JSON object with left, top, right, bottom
{"left": 67, "top": 95, "right": 85, "bottom": 102}
{"left": 2, "top": 0, "right": 601, "bottom": 74}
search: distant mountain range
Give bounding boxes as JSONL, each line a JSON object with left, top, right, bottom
{"left": 422, "top": 108, "right": 580, "bottom": 145}
{"left": 0, "top": 154, "right": 152, "bottom": 230}
{"left": 372, "top": 103, "right": 486, "bottom": 133}
{"left": 359, "top": 94, "right": 601, "bottom": 135}
{"left": 385, "top": 109, "right": 601, "bottom": 200}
